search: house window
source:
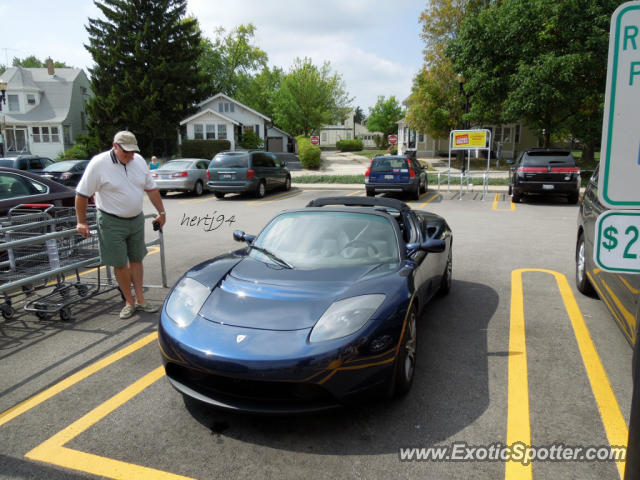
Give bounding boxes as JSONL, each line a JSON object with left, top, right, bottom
{"left": 193, "top": 124, "right": 203, "bottom": 140}
{"left": 8, "top": 95, "right": 19, "bottom": 112}
{"left": 346, "top": 132, "right": 352, "bottom": 139}
{"left": 51, "top": 126, "right": 60, "bottom": 143}
{"left": 254, "top": 125, "right": 260, "bottom": 137}
{"left": 321, "top": 133, "right": 327, "bottom": 141}
{"left": 230, "top": 103, "right": 234, "bottom": 113}
{"left": 225, "top": 103, "right": 230, "bottom": 113}
{"left": 41, "top": 127, "right": 50, "bottom": 142}
{"left": 32, "top": 127, "right": 41, "bottom": 143}
{"left": 206, "top": 124, "right": 216, "bottom": 140}
{"left": 217, "top": 124, "right": 227, "bottom": 140}
{"left": 419, "top": 133, "right": 425, "bottom": 143}
{"left": 63, "top": 125, "right": 72, "bottom": 145}
{"left": 218, "top": 103, "right": 223, "bottom": 113}
{"left": 27, "top": 94, "right": 36, "bottom": 105}
{"left": 502, "top": 127, "right": 512, "bottom": 144}
{"left": 494, "top": 126, "right": 502, "bottom": 143}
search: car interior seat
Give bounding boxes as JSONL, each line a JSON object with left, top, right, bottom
{"left": 9, "top": 181, "right": 30, "bottom": 197}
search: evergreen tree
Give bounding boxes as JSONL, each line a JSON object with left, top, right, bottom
{"left": 85, "top": 0, "right": 208, "bottom": 157}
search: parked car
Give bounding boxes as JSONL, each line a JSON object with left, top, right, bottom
{"left": 365, "top": 155, "right": 427, "bottom": 200}
{"left": 0, "top": 167, "right": 76, "bottom": 216}
{"left": 207, "top": 150, "right": 291, "bottom": 199}
{"left": 576, "top": 168, "right": 639, "bottom": 345}
{"left": 152, "top": 158, "right": 211, "bottom": 196}
{"left": 158, "top": 196, "right": 452, "bottom": 413}
{"left": 40, "top": 160, "right": 89, "bottom": 187}
{"left": 508, "top": 149, "right": 580, "bottom": 204}
{"left": 0, "top": 156, "right": 54, "bottom": 174}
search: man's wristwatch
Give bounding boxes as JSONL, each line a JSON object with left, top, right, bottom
{"left": 158, "top": 212, "right": 166, "bottom": 216}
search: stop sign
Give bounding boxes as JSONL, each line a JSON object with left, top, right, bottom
{"left": 388, "top": 134, "right": 398, "bottom": 145}
{"left": 310, "top": 136, "right": 320, "bottom": 145}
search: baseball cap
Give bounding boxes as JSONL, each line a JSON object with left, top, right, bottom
{"left": 113, "top": 131, "right": 140, "bottom": 152}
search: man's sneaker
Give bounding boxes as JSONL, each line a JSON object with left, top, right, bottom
{"left": 119, "top": 305, "right": 136, "bottom": 319}
{"left": 135, "top": 301, "right": 159, "bottom": 313}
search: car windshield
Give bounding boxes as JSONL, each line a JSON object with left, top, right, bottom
{"left": 252, "top": 211, "right": 399, "bottom": 269}
{"left": 211, "top": 154, "right": 249, "bottom": 168}
{"left": 159, "top": 161, "right": 192, "bottom": 170}
{"left": 371, "top": 157, "right": 408, "bottom": 172}
{"left": 0, "top": 159, "right": 16, "bottom": 167}
{"left": 44, "top": 161, "right": 82, "bottom": 172}
{"left": 522, "top": 152, "right": 575, "bottom": 166}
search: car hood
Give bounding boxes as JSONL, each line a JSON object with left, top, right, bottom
{"left": 198, "top": 256, "right": 396, "bottom": 331}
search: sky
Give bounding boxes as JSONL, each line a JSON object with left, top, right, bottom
{"left": 0, "top": 0, "right": 426, "bottom": 112}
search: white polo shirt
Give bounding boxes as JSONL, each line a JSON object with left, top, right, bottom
{"left": 76, "top": 149, "right": 157, "bottom": 218}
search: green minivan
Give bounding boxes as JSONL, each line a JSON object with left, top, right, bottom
{"left": 207, "top": 151, "right": 291, "bottom": 199}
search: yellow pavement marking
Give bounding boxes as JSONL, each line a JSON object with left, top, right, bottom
{"left": 345, "top": 190, "right": 364, "bottom": 197}
{"left": 178, "top": 196, "right": 212, "bottom": 205}
{"left": 0, "top": 332, "right": 158, "bottom": 428}
{"left": 26, "top": 366, "right": 195, "bottom": 480}
{"left": 417, "top": 192, "right": 439, "bottom": 207}
{"left": 507, "top": 269, "right": 627, "bottom": 480}
{"left": 493, "top": 193, "right": 515, "bottom": 211}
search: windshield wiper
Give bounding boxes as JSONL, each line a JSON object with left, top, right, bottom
{"left": 249, "top": 246, "right": 294, "bottom": 269}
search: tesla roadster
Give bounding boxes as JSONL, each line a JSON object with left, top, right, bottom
{"left": 158, "top": 196, "right": 453, "bottom": 413}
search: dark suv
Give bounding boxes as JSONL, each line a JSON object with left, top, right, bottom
{"left": 508, "top": 149, "right": 580, "bottom": 204}
{"left": 365, "top": 155, "right": 427, "bottom": 200}
{"left": 207, "top": 151, "right": 291, "bottom": 199}
{"left": 576, "top": 168, "right": 639, "bottom": 346}
{"left": 0, "top": 155, "right": 54, "bottom": 174}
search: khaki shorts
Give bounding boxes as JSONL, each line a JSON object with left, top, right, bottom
{"left": 97, "top": 211, "right": 147, "bottom": 267}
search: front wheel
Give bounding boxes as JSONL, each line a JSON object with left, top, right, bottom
{"left": 576, "top": 233, "right": 596, "bottom": 296}
{"left": 395, "top": 306, "right": 417, "bottom": 397}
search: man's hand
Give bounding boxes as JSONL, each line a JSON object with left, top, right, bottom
{"left": 77, "top": 223, "right": 91, "bottom": 238}
{"left": 154, "top": 213, "right": 166, "bottom": 229}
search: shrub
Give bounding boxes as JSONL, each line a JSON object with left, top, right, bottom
{"left": 336, "top": 139, "right": 364, "bottom": 152}
{"left": 372, "top": 134, "right": 387, "bottom": 149}
{"left": 57, "top": 143, "right": 89, "bottom": 160}
{"left": 296, "top": 136, "right": 322, "bottom": 169}
{"left": 239, "top": 130, "right": 264, "bottom": 150}
{"left": 181, "top": 139, "right": 231, "bottom": 159}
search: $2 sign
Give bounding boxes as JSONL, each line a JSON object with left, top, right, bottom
{"left": 595, "top": 211, "right": 640, "bottom": 272}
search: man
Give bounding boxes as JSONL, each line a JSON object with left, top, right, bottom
{"left": 75, "top": 131, "right": 166, "bottom": 319}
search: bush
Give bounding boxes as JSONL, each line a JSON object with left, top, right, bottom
{"left": 57, "top": 143, "right": 89, "bottom": 160}
{"left": 181, "top": 139, "right": 231, "bottom": 159}
{"left": 296, "top": 136, "right": 322, "bottom": 169}
{"left": 239, "top": 130, "right": 264, "bottom": 150}
{"left": 372, "top": 134, "right": 387, "bottom": 149}
{"left": 336, "top": 139, "right": 364, "bottom": 152}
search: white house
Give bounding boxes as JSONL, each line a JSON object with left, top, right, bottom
{"left": 179, "top": 93, "right": 272, "bottom": 151}
{"left": 0, "top": 62, "right": 91, "bottom": 158}
{"left": 318, "top": 111, "right": 382, "bottom": 148}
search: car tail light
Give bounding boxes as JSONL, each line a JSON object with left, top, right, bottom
{"left": 61, "top": 172, "right": 72, "bottom": 180}
{"left": 517, "top": 167, "right": 547, "bottom": 173}
{"left": 247, "top": 168, "right": 255, "bottom": 179}
{"left": 551, "top": 167, "right": 580, "bottom": 173}
{"left": 171, "top": 171, "right": 188, "bottom": 178}
{"left": 408, "top": 160, "right": 416, "bottom": 178}
{"left": 206, "top": 170, "right": 210, "bottom": 179}
{"left": 151, "top": 172, "right": 158, "bottom": 178}
{"left": 364, "top": 160, "right": 373, "bottom": 182}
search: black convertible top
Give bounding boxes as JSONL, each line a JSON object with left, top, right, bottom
{"left": 306, "top": 196, "right": 411, "bottom": 213}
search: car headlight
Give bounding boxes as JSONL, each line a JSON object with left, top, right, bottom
{"left": 165, "top": 277, "right": 211, "bottom": 328}
{"left": 310, "top": 294, "right": 386, "bottom": 343}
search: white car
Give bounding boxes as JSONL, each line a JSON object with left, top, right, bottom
{"left": 152, "top": 158, "right": 211, "bottom": 196}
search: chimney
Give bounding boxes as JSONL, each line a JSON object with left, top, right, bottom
{"left": 46, "top": 58, "right": 54, "bottom": 76}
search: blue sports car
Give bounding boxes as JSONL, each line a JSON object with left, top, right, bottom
{"left": 158, "top": 197, "right": 453, "bottom": 413}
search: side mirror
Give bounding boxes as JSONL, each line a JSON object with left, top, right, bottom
{"left": 233, "top": 230, "right": 255, "bottom": 245}
{"left": 406, "top": 238, "right": 446, "bottom": 254}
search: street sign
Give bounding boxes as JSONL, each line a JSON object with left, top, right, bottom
{"left": 598, "top": 1, "right": 640, "bottom": 208}
{"left": 310, "top": 136, "right": 319, "bottom": 145}
{"left": 594, "top": 210, "right": 640, "bottom": 273}
{"left": 388, "top": 134, "right": 398, "bottom": 145}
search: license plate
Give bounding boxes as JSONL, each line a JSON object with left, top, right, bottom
{"left": 222, "top": 174, "right": 232, "bottom": 179}
{"left": 384, "top": 175, "right": 394, "bottom": 180}
{"left": 542, "top": 184, "right": 554, "bottom": 190}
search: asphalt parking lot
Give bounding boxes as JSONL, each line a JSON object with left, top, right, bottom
{"left": 0, "top": 186, "right": 634, "bottom": 480}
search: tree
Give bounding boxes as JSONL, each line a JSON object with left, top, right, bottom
{"left": 366, "top": 96, "right": 404, "bottom": 142}
{"left": 449, "top": 0, "right": 619, "bottom": 157}
{"left": 12, "top": 56, "right": 70, "bottom": 68}
{"left": 198, "top": 24, "right": 268, "bottom": 98}
{"left": 354, "top": 106, "right": 366, "bottom": 124}
{"left": 85, "top": 0, "right": 208, "bottom": 157}
{"left": 272, "top": 57, "right": 352, "bottom": 137}
{"left": 235, "top": 66, "right": 284, "bottom": 121}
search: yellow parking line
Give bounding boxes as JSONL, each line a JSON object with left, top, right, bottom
{"left": 493, "top": 194, "right": 515, "bottom": 211}
{"left": 0, "top": 332, "right": 158, "bottom": 428}
{"left": 507, "top": 269, "right": 627, "bottom": 480}
{"left": 178, "top": 197, "right": 211, "bottom": 205}
{"left": 26, "top": 366, "right": 195, "bottom": 480}
{"left": 417, "top": 192, "right": 439, "bottom": 207}
{"left": 345, "top": 190, "right": 364, "bottom": 197}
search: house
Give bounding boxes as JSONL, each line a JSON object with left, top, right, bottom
{"left": 317, "top": 111, "right": 382, "bottom": 148}
{"left": 179, "top": 93, "right": 280, "bottom": 152}
{"left": 396, "top": 118, "right": 540, "bottom": 160}
{"left": 0, "top": 61, "right": 91, "bottom": 158}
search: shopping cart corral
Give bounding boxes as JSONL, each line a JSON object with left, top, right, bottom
{"left": 0, "top": 205, "right": 166, "bottom": 321}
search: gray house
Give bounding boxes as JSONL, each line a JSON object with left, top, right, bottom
{"left": 0, "top": 62, "right": 91, "bottom": 158}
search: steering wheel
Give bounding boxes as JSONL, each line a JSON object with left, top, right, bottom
{"left": 340, "top": 240, "right": 379, "bottom": 257}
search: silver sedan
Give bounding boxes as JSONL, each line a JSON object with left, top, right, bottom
{"left": 152, "top": 158, "right": 211, "bottom": 196}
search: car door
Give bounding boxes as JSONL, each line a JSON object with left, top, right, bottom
{"left": 195, "top": 161, "right": 209, "bottom": 189}
{"left": 270, "top": 153, "right": 286, "bottom": 188}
